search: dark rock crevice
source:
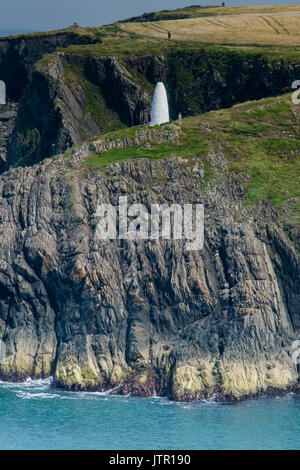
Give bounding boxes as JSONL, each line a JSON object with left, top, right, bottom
{"left": 0, "top": 31, "right": 97, "bottom": 100}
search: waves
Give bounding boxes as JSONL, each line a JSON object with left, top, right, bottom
{"left": 0, "top": 377, "right": 296, "bottom": 407}
{"left": 0, "top": 377, "right": 133, "bottom": 402}
{"left": 0, "top": 376, "right": 208, "bottom": 406}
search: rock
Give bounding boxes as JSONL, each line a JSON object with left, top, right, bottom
{"left": 0, "top": 110, "right": 17, "bottom": 120}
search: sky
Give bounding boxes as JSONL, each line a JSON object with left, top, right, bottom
{"left": 0, "top": 0, "right": 299, "bottom": 31}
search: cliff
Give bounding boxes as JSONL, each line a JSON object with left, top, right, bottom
{"left": 0, "top": 102, "right": 18, "bottom": 172}
{"left": 0, "top": 100, "right": 299, "bottom": 400}
{"left": 0, "top": 29, "right": 97, "bottom": 169}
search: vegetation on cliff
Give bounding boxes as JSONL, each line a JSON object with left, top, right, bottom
{"left": 83, "top": 93, "right": 300, "bottom": 232}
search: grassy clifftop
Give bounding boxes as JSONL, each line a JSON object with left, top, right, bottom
{"left": 84, "top": 93, "right": 300, "bottom": 228}
{"left": 3, "top": 4, "right": 300, "bottom": 57}
{"left": 0, "top": 27, "right": 96, "bottom": 42}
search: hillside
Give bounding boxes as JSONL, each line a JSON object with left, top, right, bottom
{"left": 84, "top": 93, "right": 300, "bottom": 231}
{"left": 121, "top": 5, "right": 300, "bottom": 47}
{"left": 3, "top": 39, "right": 300, "bottom": 169}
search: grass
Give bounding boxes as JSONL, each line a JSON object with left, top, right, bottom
{"left": 62, "top": 62, "right": 127, "bottom": 135}
{"left": 122, "top": 7, "right": 300, "bottom": 48}
{"left": 85, "top": 133, "right": 209, "bottom": 168}
{"left": 4, "top": 5, "right": 300, "bottom": 63}
{"left": 83, "top": 93, "right": 300, "bottom": 227}
{"left": 86, "top": 143, "right": 175, "bottom": 167}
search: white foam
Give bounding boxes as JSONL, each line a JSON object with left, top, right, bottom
{"left": 16, "top": 391, "right": 56, "bottom": 400}
{"left": 0, "top": 376, "right": 53, "bottom": 389}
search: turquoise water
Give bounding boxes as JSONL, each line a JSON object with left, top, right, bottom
{"left": 0, "top": 378, "right": 299, "bottom": 450}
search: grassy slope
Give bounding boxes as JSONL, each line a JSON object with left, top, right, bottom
{"left": 84, "top": 93, "right": 300, "bottom": 227}
{"left": 3, "top": 4, "right": 300, "bottom": 57}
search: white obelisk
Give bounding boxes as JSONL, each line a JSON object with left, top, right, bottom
{"left": 0, "top": 80, "right": 6, "bottom": 105}
{"left": 150, "top": 82, "right": 169, "bottom": 126}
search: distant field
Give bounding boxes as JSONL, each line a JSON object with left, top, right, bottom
{"left": 121, "top": 6, "right": 300, "bottom": 47}
{"left": 121, "top": 4, "right": 300, "bottom": 22}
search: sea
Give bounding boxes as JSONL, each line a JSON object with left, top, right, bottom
{"left": 0, "top": 377, "right": 299, "bottom": 450}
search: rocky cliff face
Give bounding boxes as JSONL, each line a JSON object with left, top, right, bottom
{"left": 0, "top": 127, "right": 299, "bottom": 401}
{"left": 0, "top": 31, "right": 97, "bottom": 170}
{"left": 5, "top": 52, "right": 153, "bottom": 169}
{"left": 0, "top": 31, "right": 96, "bottom": 99}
